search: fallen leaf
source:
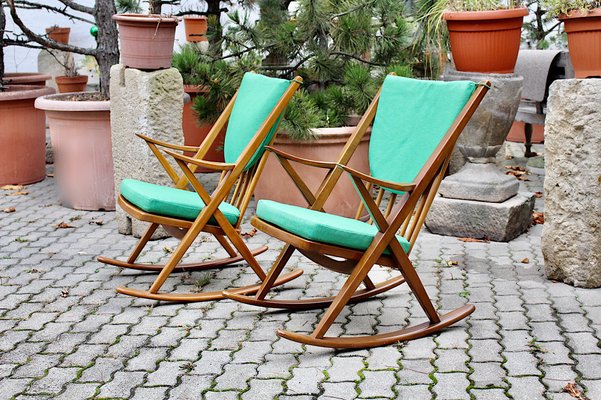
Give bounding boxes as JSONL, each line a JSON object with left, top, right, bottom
{"left": 47, "top": 173, "right": 55, "bottom": 178}
{"left": 89, "top": 219, "right": 104, "bottom": 226}
{"left": 532, "top": 212, "right": 545, "bottom": 225}
{"left": 241, "top": 228, "right": 257, "bottom": 238}
{"left": 1, "top": 184, "right": 23, "bottom": 191}
{"left": 447, "top": 260, "right": 459, "bottom": 266}
{"left": 163, "top": 246, "right": 174, "bottom": 254}
{"left": 61, "top": 289, "right": 69, "bottom": 298}
{"left": 3, "top": 207, "right": 16, "bottom": 213}
{"left": 458, "top": 237, "right": 490, "bottom": 243}
{"left": 534, "top": 191, "right": 543, "bottom": 198}
{"left": 8, "top": 190, "right": 29, "bottom": 196}
{"left": 505, "top": 165, "right": 531, "bottom": 181}
{"left": 521, "top": 258, "right": 530, "bottom": 264}
{"left": 563, "top": 382, "right": 589, "bottom": 400}
{"left": 56, "top": 221, "right": 75, "bottom": 229}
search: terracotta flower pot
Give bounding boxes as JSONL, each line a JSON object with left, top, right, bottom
{"left": 45, "top": 27, "right": 71, "bottom": 44}
{"left": 0, "top": 85, "right": 55, "bottom": 186}
{"left": 561, "top": 8, "right": 601, "bottom": 78}
{"left": 4, "top": 72, "right": 51, "bottom": 86}
{"left": 182, "top": 85, "right": 226, "bottom": 172}
{"left": 35, "top": 94, "right": 115, "bottom": 211}
{"left": 444, "top": 8, "right": 528, "bottom": 73}
{"left": 254, "top": 127, "right": 370, "bottom": 218}
{"left": 113, "top": 14, "right": 178, "bottom": 70}
{"left": 183, "top": 15, "right": 208, "bottom": 42}
{"left": 55, "top": 75, "right": 89, "bottom": 93}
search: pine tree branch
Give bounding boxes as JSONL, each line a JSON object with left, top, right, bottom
{"left": 331, "top": 0, "right": 377, "bottom": 19}
{"left": 6, "top": 0, "right": 95, "bottom": 56}
{"left": 13, "top": 0, "right": 94, "bottom": 23}
{"left": 330, "top": 51, "right": 385, "bottom": 66}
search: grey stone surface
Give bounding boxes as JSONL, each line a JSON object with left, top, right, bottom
{"left": 426, "top": 193, "right": 535, "bottom": 241}
{"left": 109, "top": 64, "right": 185, "bottom": 237}
{"left": 439, "top": 163, "right": 519, "bottom": 203}
{"left": 542, "top": 79, "right": 601, "bottom": 288}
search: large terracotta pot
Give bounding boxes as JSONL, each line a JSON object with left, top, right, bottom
{"left": 35, "top": 94, "right": 115, "bottom": 211}
{"left": 444, "top": 8, "right": 528, "bottom": 73}
{"left": 182, "top": 85, "right": 226, "bottom": 171}
{"left": 45, "top": 27, "right": 70, "bottom": 44}
{"left": 4, "top": 73, "right": 51, "bottom": 86}
{"left": 0, "top": 85, "right": 55, "bottom": 186}
{"left": 55, "top": 75, "right": 89, "bottom": 93}
{"left": 254, "top": 127, "right": 370, "bottom": 218}
{"left": 561, "top": 8, "right": 601, "bottom": 78}
{"left": 183, "top": 15, "right": 208, "bottom": 42}
{"left": 113, "top": 14, "right": 178, "bottom": 70}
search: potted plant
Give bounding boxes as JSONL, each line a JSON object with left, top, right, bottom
{"left": 421, "top": 0, "right": 528, "bottom": 73}
{"left": 45, "top": 25, "right": 71, "bottom": 44}
{"left": 112, "top": 0, "right": 178, "bottom": 70}
{"left": 543, "top": 0, "right": 601, "bottom": 77}
{"left": 4, "top": 0, "right": 120, "bottom": 209}
{"left": 54, "top": 52, "right": 89, "bottom": 93}
{"left": 183, "top": 14, "right": 208, "bottom": 42}
{"left": 180, "top": 0, "right": 412, "bottom": 217}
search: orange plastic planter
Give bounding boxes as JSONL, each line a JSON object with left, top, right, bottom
{"left": 444, "top": 8, "right": 528, "bottom": 73}
{"left": 183, "top": 15, "right": 208, "bottom": 42}
{"left": 55, "top": 75, "right": 89, "bottom": 93}
{"left": 561, "top": 8, "right": 601, "bottom": 78}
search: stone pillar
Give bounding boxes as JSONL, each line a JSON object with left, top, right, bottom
{"left": 425, "top": 70, "right": 535, "bottom": 241}
{"left": 542, "top": 79, "right": 601, "bottom": 288}
{"left": 110, "top": 64, "right": 185, "bottom": 237}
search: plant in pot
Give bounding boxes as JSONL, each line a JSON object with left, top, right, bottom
{"left": 419, "top": 0, "right": 528, "bottom": 73}
{"left": 543, "top": 0, "right": 601, "bottom": 77}
{"left": 53, "top": 52, "right": 89, "bottom": 93}
{"left": 0, "top": 1, "right": 54, "bottom": 186}
{"left": 4, "top": 0, "right": 120, "bottom": 210}
{"left": 45, "top": 25, "right": 71, "bottom": 44}
{"left": 113, "top": 0, "right": 179, "bottom": 70}
{"left": 182, "top": 0, "right": 413, "bottom": 217}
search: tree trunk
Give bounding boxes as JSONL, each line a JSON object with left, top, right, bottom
{"left": 94, "top": 0, "right": 119, "bottom": 98}
{"left": 206, "top": 0, "right": 222, "bottom": 56}
{"left": 150, "top": 0, "right": 161, "bottom": 14}
{"left": 0, "top": 0, "right": 5, "bottom": 87}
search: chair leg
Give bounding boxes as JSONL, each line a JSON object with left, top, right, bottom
{"left": 214, "top": 234, "right": 239, "bottom": 258}
{"left": 222, "top": 228, "right": 267, "bottom": 281}
{"left": 312, "top": 260, "right": 375, "bottom": 339}
{"left": 256, "top": 245, "right": 296, "bottom": 300}
{"left": 148, "top": 229, "right": 198, "bottom": 293}
{"left": 127, "top": 223, "right": 158, "bottom": 264}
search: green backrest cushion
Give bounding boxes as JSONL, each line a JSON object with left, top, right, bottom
{"left": 369, "top": 76, "right": 476, "bottom": 190}
{"left": 224, "top": 72, "right": 291, "bottom": 169}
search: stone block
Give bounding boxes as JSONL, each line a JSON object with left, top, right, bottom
{"left": 425, "top": 193, "right": 535, "bottom": 241}
{"left": 542, "top": 79, "right": 601, "bottom": 288}
{"left": 110, "top": 64, "right": 185, "bottom": 237}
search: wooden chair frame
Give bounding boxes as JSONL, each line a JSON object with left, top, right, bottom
{"left": 224, "top": 79, "right": 490, "bottom": 347}
{"left": 98, "top": 76, "right": 304, "bottom": 302}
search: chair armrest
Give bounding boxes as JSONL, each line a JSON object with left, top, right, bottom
{"left": 337, "top": 164, "right": 416, "bottom": 193}
{"left": 136, "top": 133, "right": 201, "bottom": 153}
{"left": 266, "top": 146, "right": 337, "bottom": 170}
{"left": 163, "top": 149, "right": 236, "bottom": 171}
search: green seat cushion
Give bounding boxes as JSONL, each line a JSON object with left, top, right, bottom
{"left": 120, "top": 179, "right": 240, "bottom": 225}
{"left": 257, "top": 200, "right": 411, "bottom": 254}
{"left": 224, "top": 72, "right": 291, "bottom": 170}
{"left": 369, "top": 76, "right": 476, "bottom": 193}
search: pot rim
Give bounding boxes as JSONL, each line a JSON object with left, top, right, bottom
{"left": 0, "top": 85, "right": 55, "bottom": 102}
{"left": 4, "top": 72, "right": 52, "bottom": 83}
{"left": 443, "top": 7, "right": 528, "bottom": 21}
{"left": 559, "top": 7, "right": 601, "bottom": 20}
{"left": 45, "top": 26, "right": 71, "bottom": 32}
{"left": 35, "top": 93, "right": 110, "bottom": 112}
{"left": 184, "top": 84, "right": 209, "bottom": 93}
{"left": 113, "top": 13, "right": 179, "bottom": 25}
{"left": 183, "top": 15, "right": 208, "bottom": 20}
{"left": 275, "top": 126, "right": 371, "bottom": 145}
{"left": 55, "top": 75, "right": 89, "bottom": 82}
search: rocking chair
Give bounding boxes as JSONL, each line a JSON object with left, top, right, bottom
{"left": 224, "top": 76, "right": 489, "bottom": 348}
{"left": 98, "top": 72, "right": 303, "bottom": 302}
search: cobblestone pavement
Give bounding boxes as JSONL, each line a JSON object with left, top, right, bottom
{"left": 1, "top": 144, "right": 600, "bottom": 400}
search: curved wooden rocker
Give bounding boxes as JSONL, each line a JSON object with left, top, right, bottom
{"left": 98, "top": 73, "right": 304, "bottom": 302}
{"left": 224, "top": 76, "right": 490, "bottom": 347}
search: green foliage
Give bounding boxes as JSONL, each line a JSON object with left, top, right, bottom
{"left": 115, "top": 0, "right": 142, "bottom": 13}
{"left": 542, "top": 0, "right": 599, "bottom": 17}
{"left": 173, "top": 0, "right": 414, "bottom": 141}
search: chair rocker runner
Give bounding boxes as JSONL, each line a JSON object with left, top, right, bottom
{"left": 98, "top": 73, "right": 304, "bottom": 302}
{"left": 224, "top": 76, "right": 490, "bottom": 348}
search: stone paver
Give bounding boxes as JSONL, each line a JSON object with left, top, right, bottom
{"left": 0, "top": 143, "right": 600, "bottom": 399}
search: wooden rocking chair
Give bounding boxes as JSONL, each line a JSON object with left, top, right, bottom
{"left": 98, "top": 72, "right": 303, "bottom": 302}
{"left": 224, "top": 76, "right": 489, "bottom": 348}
